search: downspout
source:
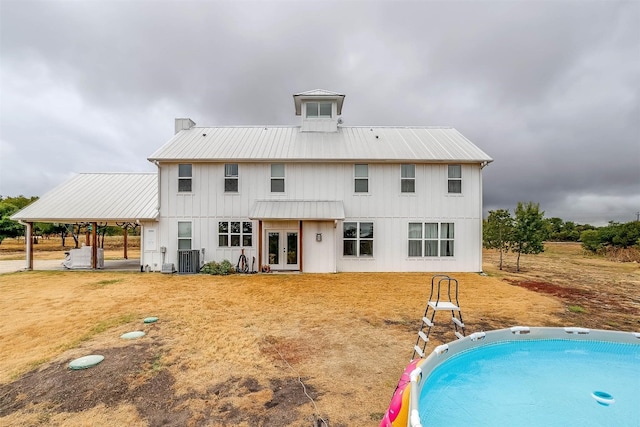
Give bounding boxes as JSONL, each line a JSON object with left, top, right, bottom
{"left": 152, "top": 160, "right": 161, "bottom": 218}
{"left": 151, "top": 160, "right": 161, "bottom": 273}
{"left": 478, "top": 161, "right": 489, "bottom": 272}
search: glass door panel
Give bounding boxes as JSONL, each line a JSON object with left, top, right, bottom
{"left": 268, "top": 232, "right": 279, "bottom": 265}
{"left": 287, "top": 232, "right": 298, "bottom": 265}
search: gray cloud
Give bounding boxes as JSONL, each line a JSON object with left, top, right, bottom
{"left": 1, "top": 0, "right": 638, "bottom": 225}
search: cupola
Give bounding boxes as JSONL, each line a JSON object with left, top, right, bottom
{"left": 293, "top": 89, "right": 345, "bottom": 132}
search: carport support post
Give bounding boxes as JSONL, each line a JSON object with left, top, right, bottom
{"left": 91, "top": 222, "right": 97, "bottom": 269}
{"left": 25, "top": 222, "right": 34, "bottom": 271}
{"left": 123, "top": 226, "right": 128, "bottom": 259}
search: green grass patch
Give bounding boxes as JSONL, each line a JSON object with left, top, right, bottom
{"left": 568, "top": 305, "right": 586, "bottom": 314}
{"left": 92, "top": 278, "right": 124, "bottom": 286}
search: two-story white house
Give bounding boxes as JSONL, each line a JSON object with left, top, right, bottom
{"left": 141, "top": 89, "right": 492, "bottom": 273}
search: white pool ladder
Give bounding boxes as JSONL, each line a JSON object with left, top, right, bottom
{"left": 412, "top": 275, "right": 466, "bottom": 359}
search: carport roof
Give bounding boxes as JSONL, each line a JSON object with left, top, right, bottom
{"left": 11, "top": 173, "right": 158, "bottom": 223}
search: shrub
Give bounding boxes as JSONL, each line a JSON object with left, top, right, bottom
{"left": 200, "top": 259, "right": 234, "bottom": 275}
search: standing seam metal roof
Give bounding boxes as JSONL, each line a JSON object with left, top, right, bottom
{"left": 11, "top": 173, "right": 158, "bottom": 223}
{"left": 148, "top": 126, "right": 493, "bottom": 163}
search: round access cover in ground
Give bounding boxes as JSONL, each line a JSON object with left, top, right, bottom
{"left": 143, "top": 317, "right": 158, "bottom": 323}
{"left": 69, "top": 355, "right": 104, "bottom": 370}
{"left": 121, "top": 331, "right": 146, "bottom": 339}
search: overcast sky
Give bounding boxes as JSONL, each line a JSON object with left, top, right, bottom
{"left": 1, "top": 0, "right": 638, "bottom": 225}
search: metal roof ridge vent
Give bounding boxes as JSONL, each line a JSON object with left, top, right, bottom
{"left": 175, "top": 118, "right": 196, "bottom": 135}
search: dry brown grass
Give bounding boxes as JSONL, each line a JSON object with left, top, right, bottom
{"left": 0, "top": 241, "right": 638, "bottom": 426}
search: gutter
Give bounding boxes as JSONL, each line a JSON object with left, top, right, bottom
{"left": 152, "top": 160, "right": 161, "bottom": 218}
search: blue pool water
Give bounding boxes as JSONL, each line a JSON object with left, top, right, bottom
{"left": 418, "top": 340, "right": 640, "bottom": 426}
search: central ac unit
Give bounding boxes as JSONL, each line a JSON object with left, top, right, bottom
{"left": 177, "top": 250, "right": 200, "bottom": 274}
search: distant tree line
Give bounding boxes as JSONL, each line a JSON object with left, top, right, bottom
{"left": 579, "top": 221, "right": 640, "bottom": 253}
{"left": 0, "top": 195, "right": 139, "bottom": 247}
{"left": 484, "top": 201, "right": 640, "bottom": 271}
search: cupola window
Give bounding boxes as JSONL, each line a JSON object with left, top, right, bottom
{"left": 306, "top": 102, "right": 332, "bottom": 118}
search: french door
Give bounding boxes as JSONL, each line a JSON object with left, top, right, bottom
{"left": 267, "top": 230, "right": 299, "bottom": 270}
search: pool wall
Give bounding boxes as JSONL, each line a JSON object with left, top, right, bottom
{"left": 384, "top": 326, "right": 640, "bottom": 427}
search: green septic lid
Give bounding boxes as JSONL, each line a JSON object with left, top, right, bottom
{"left": 143, "top": 317, "right": 158, "bottom": 324}
{"left": 120, "top": 331, "right": 146, "bottom": 339}
{"left": 69, "top": 355, "right": 105, "bottom": 370}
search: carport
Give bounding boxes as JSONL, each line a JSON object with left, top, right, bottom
{"left": 10, "top": 173, "right": 158, "bottom": 270}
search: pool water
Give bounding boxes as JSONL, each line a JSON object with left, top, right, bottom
{"left": 418, "top": 339, "right": 640, "bottom": 426}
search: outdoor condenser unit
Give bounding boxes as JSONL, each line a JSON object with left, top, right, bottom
{"left": 177, "top": 250, "right": 200, "bottom": 274}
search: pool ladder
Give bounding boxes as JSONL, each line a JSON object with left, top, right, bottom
{"left": 412, "top": 275, "right": 466, "bottom": 359}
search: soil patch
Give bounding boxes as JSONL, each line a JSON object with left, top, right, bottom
{"left": 0, "top": 337, "right": 320, "bottom": 427}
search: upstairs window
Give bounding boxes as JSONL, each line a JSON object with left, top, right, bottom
{"left": 306, "top": 102, "right": 332, "bottom": 118}
{"left": 178, "top": 164, "right": 192, "bottom": 192}
{"left": 225, "top": 164, "right": 238, "bottom": 192}
{"left": 271, "top": 163, "right": 285, "bottom": 193}
{"left": 448, "top": 165, "right": 462, "bottom": 194}
{"left": 218, "top": 221, "right": 253, "bottom": 247}
{"left": 354, "top": 164, "right": 369, "bottom": 193}
{"left": 401, "top": 164, "right": 415, "bottom": 193}
{"left": 177, "top": 221, "right": 192, "bottom": 250}
{"left": 343, "top": 222, "right": 374, "bottom": 257}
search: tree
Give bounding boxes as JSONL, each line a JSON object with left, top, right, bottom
{"left": 483, "top": 209, "right": 513, "bottom": 270}
{"left": 512, "top": 202, "right": 546, "bottom": 272}
{"left": 0, "top": 196, "right": 38, "bottom": 244}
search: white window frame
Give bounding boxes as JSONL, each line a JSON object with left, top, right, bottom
{"left": 408, "top": 222, "right": 455, "bottom": 257}
{"left": 224, "top": 163, "right": 239, "bottom": 193}
{"left": 354, "top": 164, "right": 369, "bottom": 193}
{"left": 178, "top": 164, "right": 192, "bottom": 192}
{"left": 218, "top": 221, "right": 253, "bottom": 247}
{"left": 270, "top": 163, "right": 285, "bottom": 193}
{"left": 401, "top": 164, "right": 415, "bottom": 193}
{"left": 178, "top": 221, "right": 192, "bottom": 250}
{"left": 448, "top": 164, "right": 462, "bottom": 194}
{"left": 343, "top": 221, "right": 374, "bottom": 257}
{"left": 306, "top": 102, "right": 332, "bottom": 118}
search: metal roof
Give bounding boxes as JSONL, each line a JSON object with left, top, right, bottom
{"left": 293, "top": 89, "right": 346, "bottom": 115}
{"left": 148, "top": 126, "right": 493, "bottom": 164}
{"left": 294, "top": 89, "right": 345, "bottom": 97}
{"left": 249, "top": 200, "right": 345, "bottom": 220}
{"left": 11, "top": 173, "right": 158, "bottom": 223}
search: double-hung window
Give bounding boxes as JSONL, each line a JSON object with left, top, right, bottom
{"left": 343, "top": 222, "right": 374, "bottom": 257}
{"left": 448, "top": 165, "right": 462, "bottom": 194}
{"left": 177, "top": 221, "right": 192, "bottom": 250}
{"left": 408, "top": 222, "right": 455, "bottom": 257}
{"left": 401, "top": 164, "right": 415, "bottom": 193}
{"left": 271, "top": 164, "right": 285, "bottom": 193}
{"left": 306, "top": 102, "right": 332, "bottom": 118}
{"left": 178, "top": 164, "right": 192, "bottom": 192}
{"left": 218, "top": 221, "right": 253, "bottom": 247}
{"left": 225, "top": 164, "right": 238, "bottom": 192}
{"left": 354, "top": 164, "right": 369, "bottom": 193}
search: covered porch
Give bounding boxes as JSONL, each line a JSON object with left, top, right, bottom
{"left": 249, "top": 200, "right": 345, "bottom": 273}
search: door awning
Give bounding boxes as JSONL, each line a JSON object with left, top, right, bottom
{"left": 249, "top": 200, "right": 345, "bottom": 220}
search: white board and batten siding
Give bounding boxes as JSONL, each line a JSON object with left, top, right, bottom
{"left": 147, "top": 161, "right": 484, "bottom": 272}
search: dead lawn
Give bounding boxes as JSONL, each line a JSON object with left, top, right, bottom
{"left": 0, "top": 242, "right": 638, "bottom": 426}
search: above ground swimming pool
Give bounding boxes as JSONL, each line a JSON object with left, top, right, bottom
{"left": 381, "top": 327, "right": 640, "bottom": 427}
